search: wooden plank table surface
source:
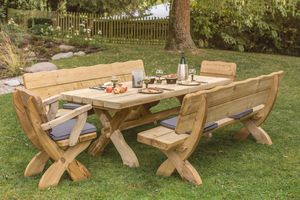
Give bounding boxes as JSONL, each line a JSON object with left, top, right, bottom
{"left": 60, "top": 75, "right": 232, "bottom": 167}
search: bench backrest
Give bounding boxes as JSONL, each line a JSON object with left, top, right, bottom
{"left": 175, "top": 71, "right": 284, "bottom": 136}
{"left": 200, "top": 60, "right": 237, "bottom": 81}
{"left": 23, "top": 60, "right": 144, "bottom": 99}
{"left": 13, "top": 88, "right": 48, "bottom": 151}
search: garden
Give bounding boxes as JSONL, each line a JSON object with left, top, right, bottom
{"left": 0, "top": 0, "right": 299, "bottom": 199}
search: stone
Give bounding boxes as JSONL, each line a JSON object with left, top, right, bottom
{"left": 4, "top": 79, "right": 21, "bottom": 87}
{"left": 0, "top": 76, "right": 23, "bottom": 95}
{"left": 74, "top": 51, "right": 86, "bottom": 56}
{"left": 52, "top": 52, "right": 74, "bottom": 60}
{"left": 24, "top": 62, "right": 57, "bottom": 73}
{"left": 59, "top": 44, "right": 75, "bottom": 52}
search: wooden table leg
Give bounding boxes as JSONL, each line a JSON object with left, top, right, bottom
{"left": 110, "top": 130, "right": 139, "bottom": 167}
{"left": 88, "top": 109, "right": 112, "bottom": 156}
{"left": 88, "top": 108, "right": 139, "bottom": 167}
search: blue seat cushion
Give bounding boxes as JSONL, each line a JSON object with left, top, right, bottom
{"left": 229, "top": 108, "right": 253, "bottom": 120}
{"left": 49, "top": 119, "right": 97, "bottom": 141}
{"left": 62, "top": 103, "right": 83, "bottom": 110}
{"left": 160, "top": 116, "right": 218, "bottom": 133}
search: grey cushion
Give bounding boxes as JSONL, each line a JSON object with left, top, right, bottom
{"left": 49, "top": 119, "right": 97, "bottom": 141}
{"left": 160, "top": 116, "right": 178, "bottom": 129}
{"left": 229, "top": 108, "right": 253, "bottom": 120}
{"left": 160, "top": 116, "right": 218, "bottom": 133}
{"left": 62, "top": 103, "right": 83, "bottom": 110}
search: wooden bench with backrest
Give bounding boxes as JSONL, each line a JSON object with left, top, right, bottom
{"left": 22, "top": 60, "right": 145, "bottom": 114}
{"left": 13, "top": 88, "right": 97, "bottom": 189}
{"left": 138, "top": 71, "right": 284, "bottom": 185}
{"left": 200, "top": 60, "right": 237, "bottom": 81}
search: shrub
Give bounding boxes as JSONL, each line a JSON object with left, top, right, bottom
{"left": 0, "top": 19, "right": 29, "bottom": 48}
{"left": 191, "top": 0, "right": 300, "bottom": 56}
{"left": 0, "top": 31, "right": 25, "bottom": 77}
{"left": 27, "top": 17, "right": 53, "bottom": 29}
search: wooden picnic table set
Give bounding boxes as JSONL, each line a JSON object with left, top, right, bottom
{"left": 13, "top": 56, "right": 284, "bottom": 189}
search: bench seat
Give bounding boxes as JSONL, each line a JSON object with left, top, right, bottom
{"left": 137, "top": 126, "right": 189, "bottom": 151}
{"left": 160, "top": 116, "right": 218, "bottom": 133}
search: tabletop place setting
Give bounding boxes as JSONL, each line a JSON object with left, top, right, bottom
{"left": 89, "top": 53, "right": 207, "bottom": 95}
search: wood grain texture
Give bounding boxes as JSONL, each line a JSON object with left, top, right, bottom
{"left": 137, "top": 71, "right": 283, "bottom": 185}
{"left": 200, "top": 60, "right": 237, "bottom": 81}
{"left": 61, "top": 75, "right": 232, "bottom": 110}
{"left": 23, "top": 60, "right": 144, "bottom": 99}
{"left": 13, "top": 88, "right": 97, "bottom": 189}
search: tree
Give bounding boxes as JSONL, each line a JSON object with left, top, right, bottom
{"left": 165, "top": 0, "right": 196, "bottom": 51}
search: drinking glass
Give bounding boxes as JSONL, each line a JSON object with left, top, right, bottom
{"left": 111, "top": 76, "right": 118, "bottom": 88}
{"left": 132, "top": 69, "right": 144, "bottom": 88}
{"left": 156, "top": 69, "right": 164, "bottom": 84}
{"left": 143, "top": 76, "right": 150, "bottom": 88}
{"left": 189, "top": 68, "right": 196, "bottom": 81}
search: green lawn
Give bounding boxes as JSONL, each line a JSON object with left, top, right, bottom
{"left": 0, "top": 44, "right": 299, "bottom": 199}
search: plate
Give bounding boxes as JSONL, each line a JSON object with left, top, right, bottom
{"left": 138, "top": 87, "right": 164, "bottom": 94}
{"left": 178, "top": 81, "right": 200, "bottom": 86}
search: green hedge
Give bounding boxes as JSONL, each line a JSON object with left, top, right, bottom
{"left": 27, "top": 17, "right": 52, "bottom": 29}
{"left": 191, "top": 0, "right": 300, "bottom": 56}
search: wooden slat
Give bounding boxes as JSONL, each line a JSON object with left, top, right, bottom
{"left": 61, "top": 76, "right": 232, "bottom": 110}
{"left": 206, "top": 89, "right": 270, "bottom": 122}
{"left": 23, "top": 60, "right": 143, "bottom": 89}
{"left": 23, "top": 60, "right": 144, "bottom": 99}
{"left": 200, "top": 60, "right": 237, "bottom": 80}
{"left": 56, "top": 132, "right": 97, "bottom": 147}
{"left": 137, "top": 126, "right": 189, "bottom": 151}
{"left": 207, "top": 76, "right": 273, "bottom": 107}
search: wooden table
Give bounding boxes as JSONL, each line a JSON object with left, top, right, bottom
{"left": 61, "top": 75, "right": 232, "bottom": 168}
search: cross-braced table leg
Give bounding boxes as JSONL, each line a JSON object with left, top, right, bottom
{"left": 88, "top": 108, "right": 139, "bottom": 167}
{"left": 35, "top": 141, "right": 91, "bottom": 189}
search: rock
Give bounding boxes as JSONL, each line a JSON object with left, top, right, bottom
{"left": 4, "top": 79, "right": 21, "bottom": 87}
{"left": 74, "top": 51, "right": 86, "bottom": 56}
{"left": 52, "top": 52, "right": 74, "bottom": 60}
{"left": 59, "top": 44, "right": 75, "bottom": 52}
{"left": 24, "top": 62, "right": 57, "bottom": 73}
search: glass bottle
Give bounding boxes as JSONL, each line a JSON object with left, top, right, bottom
{"left": 177, "top": 52, "right": 188, "bottom": 81}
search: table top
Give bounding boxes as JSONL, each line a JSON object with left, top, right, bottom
{"left": 61, "top": 75, "right": 232, "bottom": 110}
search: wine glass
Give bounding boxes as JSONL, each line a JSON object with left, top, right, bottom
{"left": 143, "top": 76, "right": 150, "bottom": 88}
{"left": 111, "top": 75, "right": 118, "bottom": 88}
{"left": 156, "top": 69, "right": 164, "bottom": 84}
{"left": 189, "top": 68, "right": 196, "bottom": 81}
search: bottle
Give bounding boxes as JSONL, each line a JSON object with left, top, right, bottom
{"left": 177, "top": 52, "right": 188, "bottom": 81}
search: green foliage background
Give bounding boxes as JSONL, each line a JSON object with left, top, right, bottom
{"left": 191, "top": 0, "right": 300, "bottom": 56}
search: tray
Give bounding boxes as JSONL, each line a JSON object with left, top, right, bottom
{"left": 178, "top": 81, "right": 200, "bottom": 86}
{"left": 138, "top": 87, "right": 164, "bottom": 94}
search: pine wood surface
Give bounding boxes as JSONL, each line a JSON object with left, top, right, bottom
{"left": 137, "top": 71, "right": 283, "bottom": 185}
{"left": 23, "top": 60, "right": 144, "bottom": 99}
{"left": 200, "top": 60, "right": 237, "bottom": 81}
{"left": 61, "top": 75, "right": 232, "bottom": 110}
{"left": 13, "top": 88, "right": 97, "bottom": 189}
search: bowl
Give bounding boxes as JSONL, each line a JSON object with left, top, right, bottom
{"left": 148, "top": 77, "right": 156, "bottom": 84}
{"left": 166, "top": 77, "right": 177, "bottom": 84}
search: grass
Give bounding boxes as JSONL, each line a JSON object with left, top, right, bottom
{"left": 0, "top": 44, "right": 299, "bottom": 199}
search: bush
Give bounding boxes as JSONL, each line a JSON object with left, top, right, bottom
{"left": 191, "top": 0, "right": 300, "bottom": 56}
{"left": 0, "top": 19, "right": 29, "bottom": 47}
{"left": 27, "top": 17, "right": 53, "bottom": 29}
{"left": 0, "top": 31, "right": 26, "bottom": 77}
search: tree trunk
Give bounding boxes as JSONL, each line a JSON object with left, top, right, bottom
{"left": 165, "top": 0, "right": 196, "bottom": 51}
